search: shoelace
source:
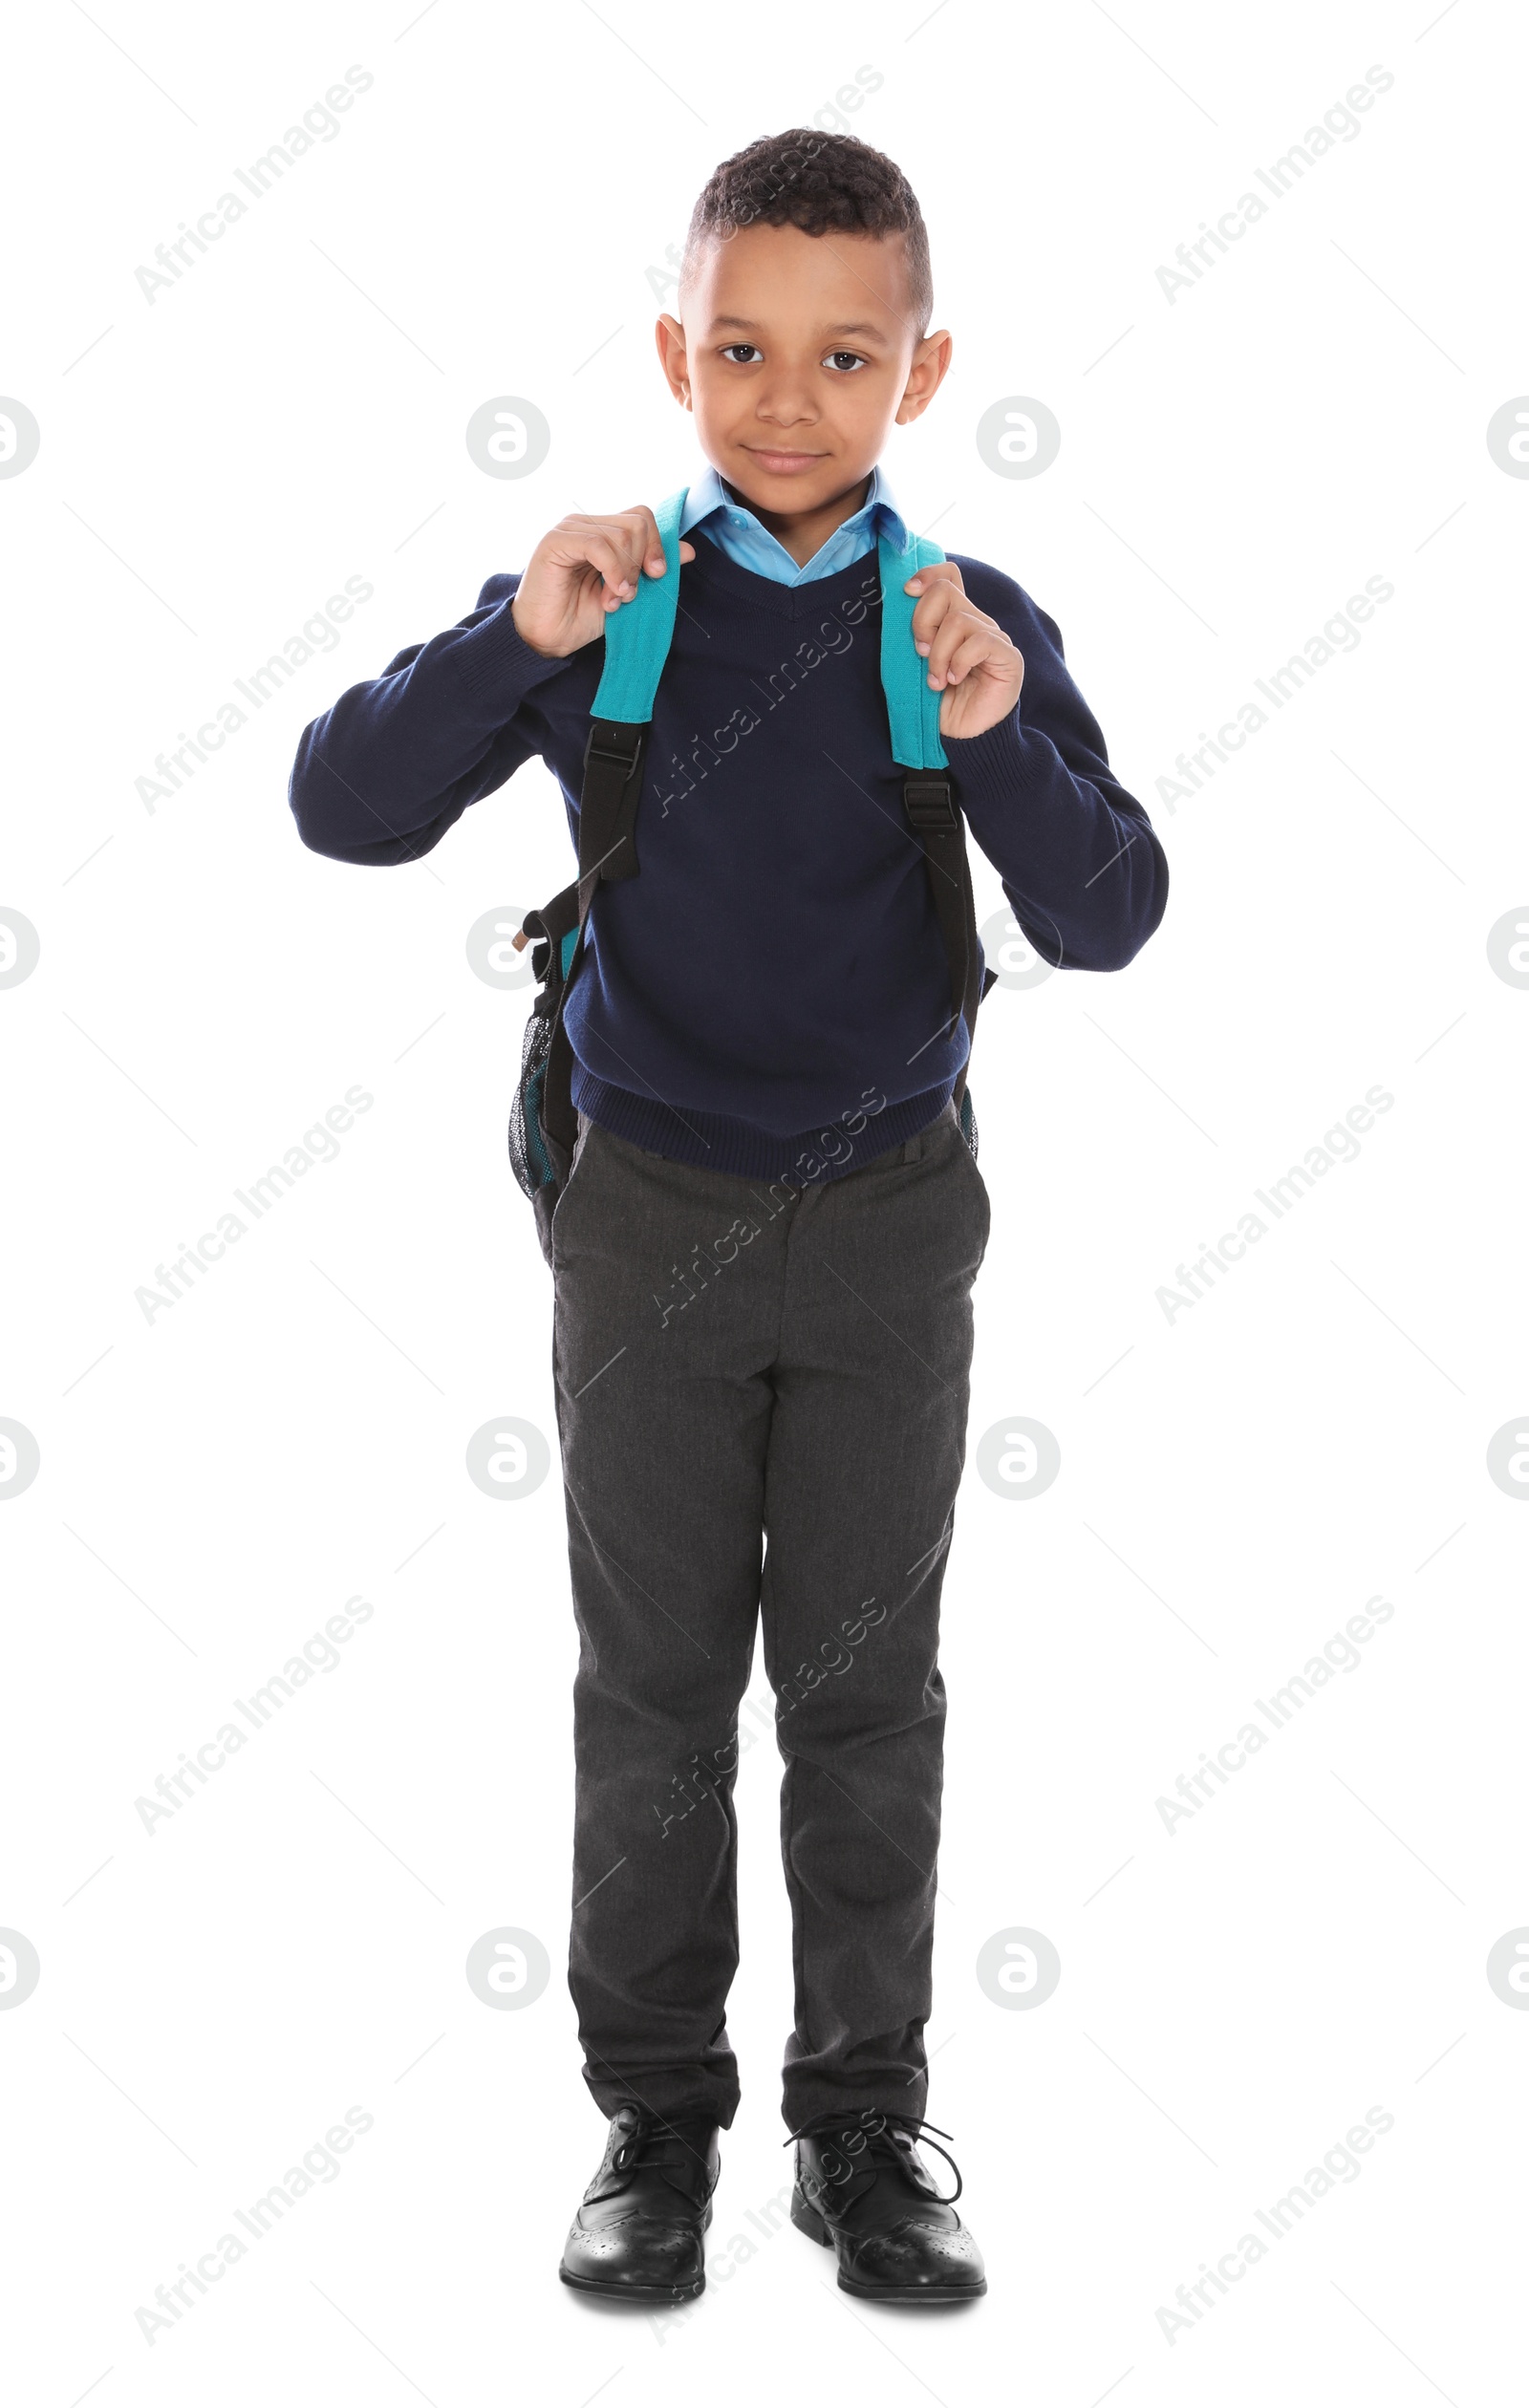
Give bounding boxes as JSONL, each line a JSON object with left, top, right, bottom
{"left": 607, "top": 2109, "right": 714, "bottom": 2191}
{"left": 783, "top": 2109, "right": 964, "bottom": 2206}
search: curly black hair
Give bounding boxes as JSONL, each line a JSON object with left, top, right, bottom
{"left": 679, "top": 128, "right": 933, "bottom": 340}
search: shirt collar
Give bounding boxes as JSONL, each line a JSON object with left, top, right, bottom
{"left": 679, "top": 461, "right": 910, "bottom": 574}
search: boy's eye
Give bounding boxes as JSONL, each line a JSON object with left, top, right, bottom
{"left": 718, "top": 344, "right": 869, "bottom": 372}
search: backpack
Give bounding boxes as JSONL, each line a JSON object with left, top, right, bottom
{"left": 507, "top": 485, "right": 997, "bottom": 1263}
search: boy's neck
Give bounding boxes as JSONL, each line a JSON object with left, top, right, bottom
{"left": 718, "top": 469, "right": 875, "bottom": 570}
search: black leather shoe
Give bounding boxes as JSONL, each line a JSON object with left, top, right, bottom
{"left": 788, "top": 2112, "right": 986, "bottom": 2302}
{"left": 559, "top": 2106, "right": 720, "bottom": 2303}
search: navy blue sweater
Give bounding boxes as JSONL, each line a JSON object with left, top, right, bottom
{"left": 289, "top": 540, "right": 1168, "bottom": 1179}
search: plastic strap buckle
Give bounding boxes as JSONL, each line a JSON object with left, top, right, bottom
{"left": 903, "top": 774, "right": 957, "bottom": 828}
{"left": 584, "top": 720, "right": 645, "bottom": 776}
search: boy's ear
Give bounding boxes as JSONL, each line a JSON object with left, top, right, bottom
{"left": 656, "top": 313, "right": 691, "bottom": 406}
{"left": 894, "top": 329, "right": 954, "bottom": 427}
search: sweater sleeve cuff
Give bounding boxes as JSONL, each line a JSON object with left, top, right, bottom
{"left": 449, "top": 596, "right": 583, "bottom": 719}
{"left": 941, "top": 704, "right": 1028, "bottom": 808}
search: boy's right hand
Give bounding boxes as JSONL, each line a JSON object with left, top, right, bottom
{"left": 510, "top": 507, "right": 696, "bottom": 658}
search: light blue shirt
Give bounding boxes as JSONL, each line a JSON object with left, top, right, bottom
{"left": 679, "top": 461, "right": 909, "bottom": 586}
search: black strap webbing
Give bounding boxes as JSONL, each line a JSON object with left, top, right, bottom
{"left": 904, "top": 773, "right": 991, "bottom": 1112}
{"left": 534, "top": 719, "right": 647, "bottom": 1183}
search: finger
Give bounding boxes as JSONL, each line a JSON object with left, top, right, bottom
{"left": 904, "top": 559, "right": 965, "bottom": 618}
{"left": 596, "top": 533, "right": 694, "bottom": 607}
{"left": 939, "top": 632, "right": 1013, "bottom": 689}
{"left": 598, "top": 512, "right": 652, "bottom": 592}
{"left": 903, "top": 560, "right": 964, "bottom": 595}
{"left": 936, "top": 633, "right": 990, "bottom": 687}
{"left": 623, "top": 507, "right": 696, "bottom": 579}
{"left": 923, "top": 605, "right": 980, "bottom": 686}
{"left": 575, "top": 516, "right": 651, "bottom": 601}
{"left": 577, "top": 528, "right": 648, "bottom": 609}
{"left": 910, "top": 581, "right": 958, "bottom": 656}
{"left": 579, "top": 515, "right": 694, "bottom": 605}
{"left": 620, "top": 504, "right": 668, "bottom": 580}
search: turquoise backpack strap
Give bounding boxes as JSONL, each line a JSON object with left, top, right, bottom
{"left": 591, "top": 487, "right": 688, "bottom": 724}
{"left": 876, "top": 524, "right": 984, "bottom": 1129}
{"left": 877, "top": 526, "right": 949, "bottom": 770}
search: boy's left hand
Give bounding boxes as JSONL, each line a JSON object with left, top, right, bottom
{"left": 905, "top": 563, "right": 1024, "bottom": 741}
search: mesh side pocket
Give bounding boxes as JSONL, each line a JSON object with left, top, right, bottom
{"left": 508, "top": 1007, "right": 557, "bottom": 1200}
{"left": 958, "top": 1085, "right": 980, "bottom": 1164}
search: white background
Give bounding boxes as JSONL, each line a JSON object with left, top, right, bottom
{"left": 2, "top": 2, "right": 1524, "bottom": 2401}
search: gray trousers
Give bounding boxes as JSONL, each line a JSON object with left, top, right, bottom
{"left": 549, "top": 1094, "right": 990, "bottom": 2133}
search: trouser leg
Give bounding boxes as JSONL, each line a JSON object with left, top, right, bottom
{"left": 759, "top": 1100, "right": 990, "bottom": 2131}
{"left": 551, "top": 1115, "right": 789, "bottom": 2127}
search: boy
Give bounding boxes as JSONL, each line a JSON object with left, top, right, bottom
{"left": 290, "top": 128, "right": 1168, "bottom": 2307}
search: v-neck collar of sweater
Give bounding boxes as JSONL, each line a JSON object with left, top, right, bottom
{"left": 681, "top": 534, "right": 885, "bottom": 624}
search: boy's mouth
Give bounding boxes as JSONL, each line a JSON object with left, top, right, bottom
{"left": 742, "top": 445, "right": 828, "bottom": 475}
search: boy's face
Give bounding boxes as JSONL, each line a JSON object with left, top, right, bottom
{"left": 657, "top": 222, "right": 950, "bottom": 518}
